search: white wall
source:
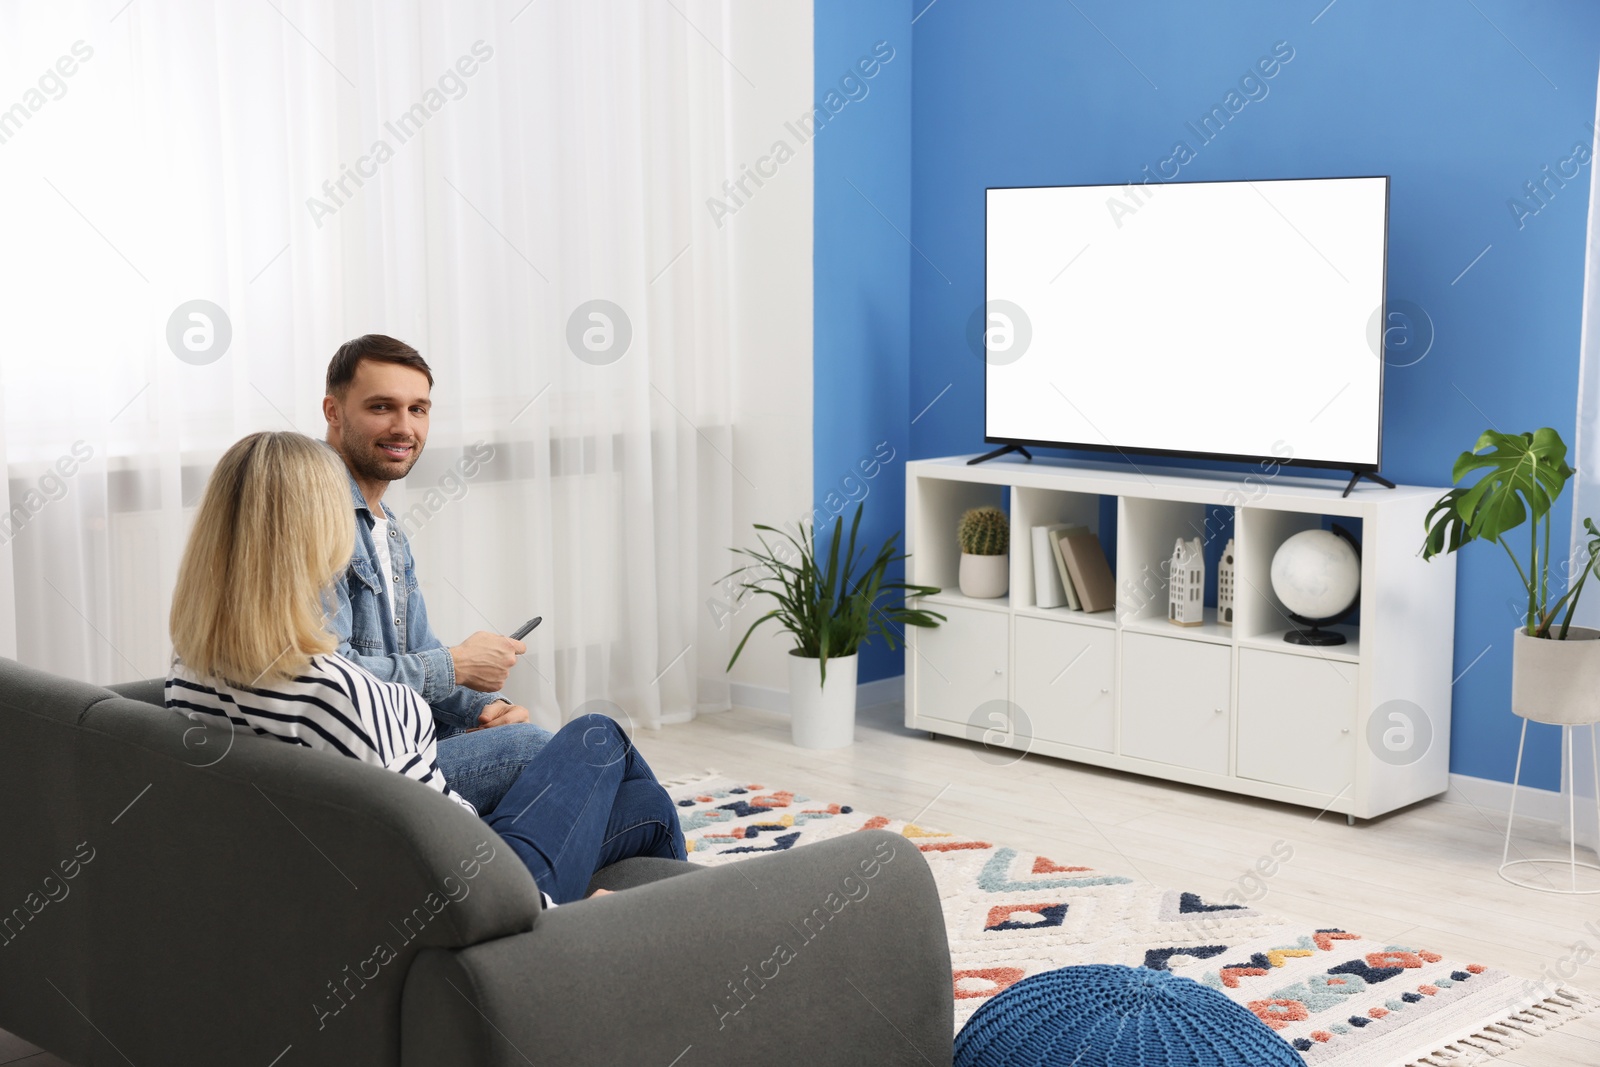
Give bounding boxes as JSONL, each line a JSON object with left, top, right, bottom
{"left": 716, "top": 2, "right": 815, "bottom": 698}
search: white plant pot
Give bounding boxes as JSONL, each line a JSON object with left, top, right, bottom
{"left": 959, "top": 552, "right": 1009, "bottom": 599}
{"left": 789, "top": 651, "right": 858, "bottom": 749}
{"left": 1511, "top": 626, "right": 1600, "bottom": 725}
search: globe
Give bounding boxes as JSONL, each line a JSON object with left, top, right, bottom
{"left": 1270, "top": 529, "right": 1360, "bottom": 621}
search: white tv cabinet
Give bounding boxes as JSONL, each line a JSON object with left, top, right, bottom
{"left": 904, "top": 455, "right": 1457, "bottom": 822}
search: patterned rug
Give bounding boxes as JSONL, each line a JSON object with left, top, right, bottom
{"left": 667, "top": 775, "right": 1595, "bottom": 1067}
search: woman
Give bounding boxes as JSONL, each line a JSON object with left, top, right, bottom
{"left": 165, "top": 431, "right": 684, "bottom": 906}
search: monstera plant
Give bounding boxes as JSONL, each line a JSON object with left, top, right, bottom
{"left": 1422, "top": 427, "right": 1600, "bottom": 729}
{"left": 1421, "top": 428, "right": 1600, "bottom": 639}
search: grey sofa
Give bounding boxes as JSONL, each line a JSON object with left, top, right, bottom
{"left": 0, "top": 658, "right": 954, "bottom": 1066}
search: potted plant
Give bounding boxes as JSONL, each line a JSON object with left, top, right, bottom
{"left": 958, "top": 505, "right": 1010, "bottom": 598}
{"left": 724, "top": 504, "right": 944, "bottom": 749}
{"left": 1422, "top": 428, "right": 1600, "bottom": 725}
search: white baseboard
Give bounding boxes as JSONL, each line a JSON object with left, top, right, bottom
{"left": 725, "top": 673, "right": 904, "bottom": 715}
{"left": 857, "top": 674, "right": 904, "bottom": 709}
{"left": 1445, "top": 771, "right": 1600, "bottom": 856}
{"left": 1444, "top": 772, "right": 1566, "bottom": 826}
{"left": 725, "top": 679, "right": 788, "bottom": 714}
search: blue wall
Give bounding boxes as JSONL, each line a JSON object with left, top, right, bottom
{"left": 814, "top": 4, "right": 914, "bottom": 685}
{"left": 817, "top": 0, "right": 1600, "bottom": 789}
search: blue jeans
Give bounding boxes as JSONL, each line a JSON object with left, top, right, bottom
{"left": 436, "top": 722, "right": 554, "bottom": 815}
{"left": 481, "top": 713, "right": 686, "bottom": 904}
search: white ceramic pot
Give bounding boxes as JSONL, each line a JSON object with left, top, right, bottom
{"left": 1511, "top": 625, "right": 1600, "bottom": 725}
{"left": 959, "top": 552, "right": 1009, "bottom": 599}
{"left": 789, "top": 651, "right": 858, "bottom": 749}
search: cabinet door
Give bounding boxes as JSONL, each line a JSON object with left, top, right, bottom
{"left": 1237, "top": 649, "right": 1357, "bottom": 798}
{"left": 1120, "top": 633, "right": 1231, "bottom": 774}
{"left": 912, "top": 604, "right": 1009, "bottom": 729}
{"left": 1015, "top": 617, "right": 1114, "bottom": 752}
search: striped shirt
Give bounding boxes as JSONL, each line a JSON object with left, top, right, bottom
{"left": 165, "top": 653, "right": 477, "bottom": 816}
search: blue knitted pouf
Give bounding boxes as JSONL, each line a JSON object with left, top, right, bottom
{"left": 954, "top": 964, "right": 1307, "bottom": 1067}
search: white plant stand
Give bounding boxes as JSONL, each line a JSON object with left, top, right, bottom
{"left": 1501, "top": 626, "right": 1600, "bottom": 893}
{"left": 1500, "top": 719, "right": 1600, "bottom": 894}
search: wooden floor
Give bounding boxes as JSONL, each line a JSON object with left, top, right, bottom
{"left": 631, "top": 699, "right": 1600, "bottom": 1067}
{"left": 5, "top": 698, "right": 1598, "bottom": 1067}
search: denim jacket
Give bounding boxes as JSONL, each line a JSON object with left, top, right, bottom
{"left": 327, "top": 459, "right": 503, "bottom": 734}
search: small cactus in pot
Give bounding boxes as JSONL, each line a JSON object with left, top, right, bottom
{"left": 958, "top": 506, "right": 1009, "bottom": 556}
{"left": 958, "top": 506, "right": 1009, "bottom": 598}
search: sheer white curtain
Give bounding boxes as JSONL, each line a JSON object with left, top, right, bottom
{"left": 1568, "top": 63, "right": 1600, "bottom": 848}
{"left": 0, "top": 0, "right": 738, "bottom": 731}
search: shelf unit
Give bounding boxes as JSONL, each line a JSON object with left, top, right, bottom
{"left": 904, "top": 454, "right": 1457, "bottom": 821}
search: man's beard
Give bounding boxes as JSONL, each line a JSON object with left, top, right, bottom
{"left": 340, "top": 423, "right": 422, "bottom": 483}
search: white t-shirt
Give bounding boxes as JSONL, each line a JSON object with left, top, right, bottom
{"left": 371, "top": 516, "right": 398, "bottom": 610}
{"left": 166, "top": 653, "right": 476, "bottom": 815}
{"left": 166, "top": 653, "right": 558, "bottom": 910}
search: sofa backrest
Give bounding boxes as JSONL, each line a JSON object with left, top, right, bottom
{"left": 0, "top": 658, "right": 540, "bottom": 1067}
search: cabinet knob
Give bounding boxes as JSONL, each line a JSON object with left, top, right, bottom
{"left": 1214, "top": 707, "right": 1224, "bottom": 714}
{"left": 1341, "top": 727, "right": 1350, "bottom": 734}
{"left": 1100, "top": 687, "right": 1110, "bottom": 694}
{"left": 994, "top": 668, "right": 1003, "bottom": 675}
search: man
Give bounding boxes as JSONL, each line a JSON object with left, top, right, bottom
{"left": 322, "top": 334, "right": 552, "bottom": 814}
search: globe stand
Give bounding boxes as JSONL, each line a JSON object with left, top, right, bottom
{"left": 1284, "top": 615, "right": 1348, "bottom": 646}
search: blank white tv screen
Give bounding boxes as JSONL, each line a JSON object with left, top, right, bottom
{"left": 985, "top": 176, "right": 1388, "bottom": 469}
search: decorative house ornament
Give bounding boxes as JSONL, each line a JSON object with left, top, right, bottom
{"left": 1168, "top": 537, "right": 1205, "bottom": 627}
{"left": 1218, "top": 538, "right": 1236, "bottom": 625}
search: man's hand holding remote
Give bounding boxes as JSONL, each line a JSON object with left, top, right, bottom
{"left": 449, "top": 630, "right": 527, "bottom": 692}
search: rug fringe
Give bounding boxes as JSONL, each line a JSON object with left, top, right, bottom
{"left": 658, "top": 768, "right": 722, "bottom": 789}
{"left": 1404, "top": 988, "right": 1596, "bottom": 1066}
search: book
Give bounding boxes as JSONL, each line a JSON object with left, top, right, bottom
{"left": 1049, "top": 525, "right": 1088, "bottom": 610}
{"left": 1031, "top": 524, "right": 1072, "bottom": 608}
{"left": 1058, "top": 529, "right": 1116, "bottom": 613}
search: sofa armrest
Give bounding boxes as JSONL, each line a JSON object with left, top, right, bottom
{"left": 106, "top": 677, "right": 165, "bottom": 706}
{"left": 400, "top": 829, "right": 954, "bottom": 1067}
{"left": 585, "top": 854, "right": 697, "bottom": 895}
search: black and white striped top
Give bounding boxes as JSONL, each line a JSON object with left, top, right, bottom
{"left": 165, "top": 652, "right": 477, "bottom": 816}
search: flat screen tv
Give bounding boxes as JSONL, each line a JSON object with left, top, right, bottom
{"left": 983, "top": 176, "right": 1389, "bottom": 475}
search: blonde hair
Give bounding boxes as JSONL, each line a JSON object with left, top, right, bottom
{"left": 170, "top": 432, "right": 356, "bottom": 687}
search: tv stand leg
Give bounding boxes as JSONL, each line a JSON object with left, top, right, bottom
{"left": 969, "top": 444, "right": 1033, "bottom": 466}
{"left": 1340, "top": 469, "right": 1396, "bottom": 498}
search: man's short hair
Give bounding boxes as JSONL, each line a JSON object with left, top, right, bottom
{"left": 326, "top": 334, "right": 435, "bottom": 398}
